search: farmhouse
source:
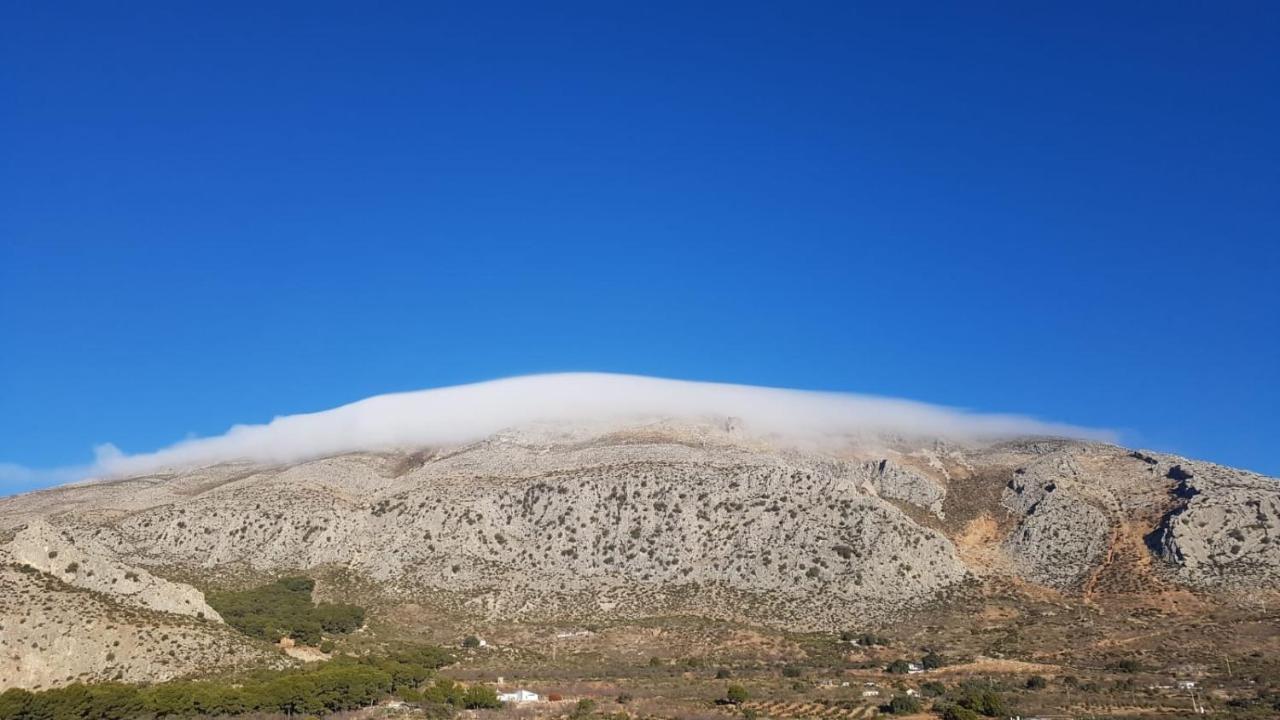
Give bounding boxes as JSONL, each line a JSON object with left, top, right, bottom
{"left": 498, "top": 689, "right": 542, "bottom": 703}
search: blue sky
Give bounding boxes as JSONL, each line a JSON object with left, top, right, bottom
{"left": 1, "top": 2, "right": 1277, "bottom": 492}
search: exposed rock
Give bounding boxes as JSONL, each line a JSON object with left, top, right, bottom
{"left": 1146, "top": 456, "right": 1280, "bottom": 588}
{"left": 6, "top": 518, "right": 221, "bottom": 621}
{"left": 859, "top": 459, "right": 947, "bottom": 518}
{"left": 0, "top": 556, "right": 276, "bottom": 690}
{"left": 1000, "top": 453, "right": 1111, "bottom": 588}
{"left": 1, "top": 420, "right": 1278, "bottom": 689}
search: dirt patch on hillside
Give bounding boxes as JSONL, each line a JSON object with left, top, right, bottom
{"left": 953, "top": 514, "right": 1009, "bottom": 575}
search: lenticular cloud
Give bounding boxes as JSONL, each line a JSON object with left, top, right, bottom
{"left": 83, "top": 373, "right": 1109, "bottom": 478}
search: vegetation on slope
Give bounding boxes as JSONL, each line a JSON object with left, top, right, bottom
{"left": 0, "top": 646, "right": 474, "bottom": 719}
{"left": 205, "top": 576, "right": 364, "bottom": 644}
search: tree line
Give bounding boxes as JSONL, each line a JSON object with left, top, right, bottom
{"left": 0, "top": 646, "right": 486, "bottom": 719}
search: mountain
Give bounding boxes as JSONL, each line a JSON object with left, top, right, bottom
{"left": 2, "top": 417, "right": 1277, "bottom": 691}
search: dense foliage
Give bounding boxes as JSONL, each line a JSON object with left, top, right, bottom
{"left": 945, "top": 682, "right": 1007, "bottom": 717}
{"left": 400, "top": 678, "right": 502, "bottom": 710}
{"left": 883, "top": 694, "right": 921, "bottom": 714}
{"left": 884, "top": 659, "right": 911, "bottom": 674}
{"left": 205, "top": 576, "right": 365, "bottom": 644}
{"left": 0, "top": 646, "right": 455, "bottom": 719}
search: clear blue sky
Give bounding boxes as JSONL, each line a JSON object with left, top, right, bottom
{"left": 2, "top": 2, "right": 1277, "bottom": 492}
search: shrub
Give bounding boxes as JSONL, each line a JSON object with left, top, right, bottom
{"left": 921, "top": 651, "right": 944, "bottom": 669}
{"left": 1111, "top": 659, "right": 1141, "bottom": 673}
{"left": 461, "top": 635, "right": 481, "bottom": 648}
{"left": 1025, "top": 675, "right": 1047, "bottom": 690}
{"left": 716, "top": 667, "right": 732, "bottom": 679}
{"left": 884, "top": 694, "right": 921, "bottom": 714}
{"left": 885, "top": 659, "right": 911, "bottom": 674}
{"left": 724, "top": 684, "right": 749, "bottom": 705}
{"left": 782, "top": 665, "right": 804, "bottom": 678}
{"left": 952, "top": 685, "right": 1006, "bottom": 717}
{"left": 573, "top": 698, "right": 597, "bottom": 716}
{"left": 462, "top": 685, "right": 501, "bottom": 709}
{"left": 921, "top": 681, "right": 947, "bottom": 697}
{"left": 937, "top": 704, "right": 982, "bottom": 720}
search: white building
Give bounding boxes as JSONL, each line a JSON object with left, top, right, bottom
{"left": 498, "top": 689, "right": 542, "bottom": 703}
{"left": 1177, "top": 680, "right": 1197, "bottom": 690}
{"left": 861, "top": 689, "right": 880, "bottom": 698}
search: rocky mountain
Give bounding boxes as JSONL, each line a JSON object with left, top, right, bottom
{"left": 2, "top": 418, "right": 1277, "bottom": 690}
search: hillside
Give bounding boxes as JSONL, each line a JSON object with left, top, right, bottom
{"left": 1, "top": 418, "right": 1277, "bottom": 691}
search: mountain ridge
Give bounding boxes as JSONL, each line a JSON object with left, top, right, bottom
{"left": 2, "top": 418, "right": 1277, "bottom": 690}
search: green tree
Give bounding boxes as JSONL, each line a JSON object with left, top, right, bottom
{"left": 937, "top": 704, "right": 982, "bottom": 720}
{"left": 462, "top": 685, "right": 501, "bottom": 709}
{"left": 953, "top": 686, "right": 1005, "bottom": 717}
{"left": 921, "top": 681, "right": 947, "bottom": 697}
{"left": 885, "top": 694, "right": 921, "bottom": 714}
{"left": 921, "top": 651, "right": 944, "bottom": 669}
{"left": 0, "top": 689, "right": 33, "bottom": 720}
{"left": 885, "top": 659, "right": 911, "bottom": 674}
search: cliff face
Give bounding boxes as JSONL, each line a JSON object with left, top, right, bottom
{"left": 6, "top": 519, "right": 221, "bottom": 620}
{"left": 0, "top": 553, "right": 275, "bottom": 691}
{"left": 1, "top": 420, "right": 1276, "bottom": 689}
{"left": 1145, "top": 458, "right": 1280, "bottom": 588}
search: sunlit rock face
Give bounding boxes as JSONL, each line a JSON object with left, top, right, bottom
{"left": 2, "top": 412, "right": 1276, "bottom": 690}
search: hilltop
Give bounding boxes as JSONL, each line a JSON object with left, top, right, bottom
{"left": 2, "top": 417, "right": 1277, "bottom": 693}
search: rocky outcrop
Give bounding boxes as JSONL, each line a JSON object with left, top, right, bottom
{"left": 1146, "top": 457, "right": 1280, "bottom": 588}
{"left": 1, "top": 420, "right": 1277, "bottom": 689}
{"left": 7, "top": 519, "right": 221, "bottom": 620}
{"left": 0, "top": 557, "right": 276, "bottom": 690}
{"left": 999, "top": 454, "right": 1112, "bottom": 588}
{"left": 83, "top": 446, "right": 971, "bottom": 631}
{"left": 858, "top": 458, "right": 947, "bottom": 518}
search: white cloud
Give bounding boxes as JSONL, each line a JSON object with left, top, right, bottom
{"left": 5, "top": 373, "right": 1112, "bottom": 488}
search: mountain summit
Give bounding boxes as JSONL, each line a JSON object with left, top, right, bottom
{"left": 2, "top": 412, "right": 1276, "bottom": 690}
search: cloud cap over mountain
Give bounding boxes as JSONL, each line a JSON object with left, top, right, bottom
{"left": 80, "top": 373, "right": 1110, "bottom": 479}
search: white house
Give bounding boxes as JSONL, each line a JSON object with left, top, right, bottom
{"left": 861, "top": 689, "right": 880, "bottom": 698}
{"left": 1177, "top": 680, "right": 1197, "bottom": 690}
{"left": 906, "top": 662, "right": 924, "bottom": 674}
{"left": 498, "top": 689, "right": 542, "bottom": 703}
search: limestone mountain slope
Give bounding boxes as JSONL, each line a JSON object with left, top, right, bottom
{"left": 1, "top": 419, "right": 1276, "bottom": 689}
